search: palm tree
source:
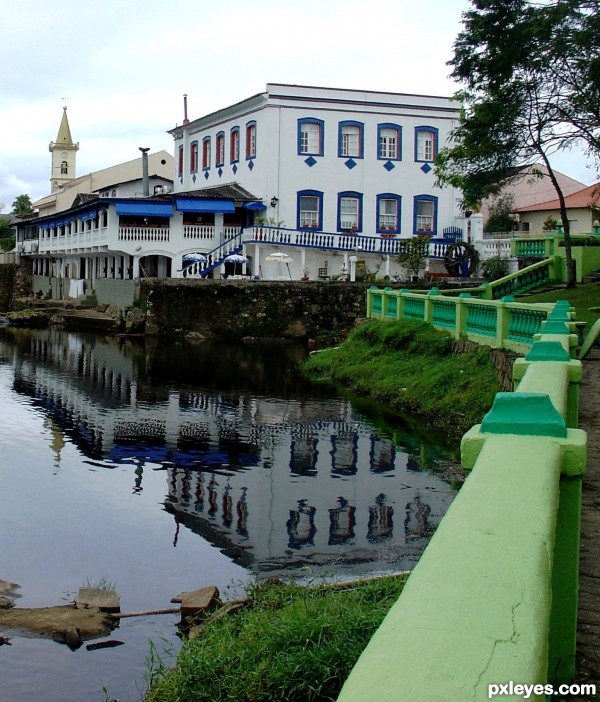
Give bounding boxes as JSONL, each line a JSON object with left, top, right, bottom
{"left": 11, "top": 194, "right": 33, "bottom": 217}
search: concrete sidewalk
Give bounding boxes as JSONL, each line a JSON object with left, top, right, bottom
{"left": 575, "top": 349, "right": 600, "bottom": 692}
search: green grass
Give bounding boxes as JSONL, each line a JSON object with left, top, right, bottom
{"left": 145, "top": 576, "right": 408, "bottom": 702}
{"left": 302, "top": 319, "right": 501, "bottom": 437}
{"left": 517, "top": 281, "right": 600, "bottom": 330}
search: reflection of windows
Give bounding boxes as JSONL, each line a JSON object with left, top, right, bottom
{"left": 337, "top": 192, "right": 363, "bottom": 233}
{"left": 367, "top": 494, "right": 394, "bottom": 542}
{"left": 215, "top": 133, "right": 224, "bottom": 166}
{"left": 202, "top": 137, "right": 211, "bottom": 170}
{"left": 298, "top": 118, "right": 324, "bottom": 156}
{"left": 230, "top": 127, "right": 240, "bottom": 163}
{"left": 378, "top": 123, "right": 401, "bottom": 160}
{"left": 286, "top": 500, "right": 317, "bottom": 549}
{"left": 297, "top": 189, "right": 323, "bottom": 229}
{"left": 415, "top": 126, "right": 438, "bottom": 162}
{"left": 190, "top": 141, "right": 199, "bottom": 172}
{"left": 338, "top": 121, "right": 363, "bottom": 158}
{"left": 328, "top": 497, "right": 356, "bottom": 545}
{"left": 245, "top": 121, "right": 256, "bottom": 159}
{"left": 377, "top": 194, "right": 401, "bottom": 233}
{"left": 414, "top": 194, "right": 438, "bottom": 234}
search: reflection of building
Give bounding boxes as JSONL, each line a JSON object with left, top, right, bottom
{"left": 3, "top": 327, "right": 457, "bottom": 576}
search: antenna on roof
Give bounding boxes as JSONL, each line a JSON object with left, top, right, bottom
{"left": 183, "top": 94, "right": 189, "bottom": 125}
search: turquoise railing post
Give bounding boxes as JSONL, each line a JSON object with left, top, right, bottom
{"left": 455, "top": 293, "right": 471, "bottom": 340}
{"left": 424, "top": 287, "right": 439, "bottom": 323}
{"left": 496, "top": 295, "right": 514, "bottom": 347}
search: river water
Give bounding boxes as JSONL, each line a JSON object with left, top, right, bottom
{"left": 0, "top": 327, "right": 460, "bottom": 702}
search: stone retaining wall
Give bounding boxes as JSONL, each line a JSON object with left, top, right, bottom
{"left": 452, "top": 339, "right": 518, "bottom": 391}
{"left": 141, "top": 279, "right": 369, "bottom": 341}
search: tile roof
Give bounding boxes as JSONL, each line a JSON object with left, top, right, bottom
{"left": 517, "top": 182, "right": 600, "bottom": 212}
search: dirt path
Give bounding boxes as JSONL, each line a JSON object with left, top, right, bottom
{"left": 576, "top": 349, "right": 600, "bottom": 689}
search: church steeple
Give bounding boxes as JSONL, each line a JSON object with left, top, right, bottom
{"left": 49, "top": 106, "right": 79, "bottom": 193}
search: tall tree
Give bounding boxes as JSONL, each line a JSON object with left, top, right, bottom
{"left": 435, "top": 0, "right": 600, "bottom": 287}
{"left": 11, "top": 194, "right": 33, "bottom": 217}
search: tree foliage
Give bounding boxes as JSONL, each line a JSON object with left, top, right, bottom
{"left": 435, "top": 0, "right": 600, "bottom": 287}
{"left": 11, "top": 194, "right": 33, "bottom": 217}
{"left": 396, "top": 236, "right": 430, "bottom": 279}
{"left": 484, "top": 193, "right": 516, "bottom": 233}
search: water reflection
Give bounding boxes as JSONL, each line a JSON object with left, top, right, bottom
{"left": 0, "top": 327, "right": 458, "bottom": 578}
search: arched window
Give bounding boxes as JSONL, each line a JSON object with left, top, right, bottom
{"left": 202, "top": 137, "right": 211, "bottom": 170}
{"left": 415, "top": 127, "right": 439, "bottom": 162}
{"left": 338, "top": 121, "right": 364, "bottom": 159}
{"left": 246, "top": 121, "right": 257, "bottom": 159}
{"left": 297, "top": 190, "right": 323, "bottom": 230}
{"left": 378, "top": 124, "right": 402, "bottom": 161}
{"left": 413, "top": 194, "right": 438, "bottom": 234}
{"left": 298, "top": 118, "right": 324, "bottom": 156}
{"left": 377, "top": 194, "right": 401, "bottom": 233}
{"left": 337, "top": 191, "right": 363, "bottom": 232}
{"left": 216, "top": 132, "right": 225, "bottom": 166}
{"left": 230, "top": 127, "right": 240, "bottom": 163}
{"left": 190, "top": 141, "right": 199, "bottom": 173}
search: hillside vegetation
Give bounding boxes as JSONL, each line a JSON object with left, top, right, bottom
{"left": 302, "top": 319, "right": 501, "bottom": 436}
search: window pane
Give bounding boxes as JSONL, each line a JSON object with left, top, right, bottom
{"left": 417, "top": 131, "right": 434, "bottom": 160}
{"left": 300, "top": 196, "right": 319, "bottom": 226}
{"left": 340, "top": 197, "right": 358, "bottom": 228}
{"left": 380, "top": 129, "right": 397, "bottom": 159}
{"left": 379, "top": 199, "right": 397, "bottom": 228}
{"left": 416, "top": 200, "right": 434, "bottom": 230}
{"left": 341, "top": 125, "right": 360, "bottom": 157}
{"left": 301, "top": 123, "right": 320, "bottom": 153}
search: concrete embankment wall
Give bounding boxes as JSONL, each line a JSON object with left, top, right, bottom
{"left": 141, "top": 279, "right": 369, "bottom": 341}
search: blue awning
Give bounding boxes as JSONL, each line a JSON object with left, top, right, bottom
{"left": 115, "top": 202, "right": 173, "bottom": 217}
{"left": 176, "top": 198, "right": 235, "bottom": 214}
{"left": 80, "top": 211, "right": 97, "bottom": 221}
{"left": 243, "top": 202, "right": 267, "bottom": 211}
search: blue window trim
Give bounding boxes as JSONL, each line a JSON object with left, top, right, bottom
{"left": 297, "top": 118, "right": 325, "bottom": 157}
{"left": 190, "top": 140, "right": 199, "bottom": 174}
{"left": 376, "top": 193, "right": 402, "bottom": 234}
{"left": 245, "top": 120, "right": 257, "bottom": 160}
{"left": 413, "top": 194, "right": 438, "bottom": 235}
{"left": 202, "top": 136, "right": 211, "bottom": 171}
{"left": 297, "top": 189, "right": 324, "bottom": 230}
{"left": 337, "top": 120, "right": 364, "bottom": 159}
{"left": 337, "top": 191, "right": 363, "bottom": 233}
{"left": 377, "top": 123, "right": 402, "bottom": 161}
{"left": 215, "top": 132, "right": 225, "bottom": 167}
{"left": 230, "top": 127, "right": 240, "bottom": 164}
{"left": 414, "top": 126, "right": 439, "bottom": 162}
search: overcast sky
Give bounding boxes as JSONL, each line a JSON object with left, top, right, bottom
{"left": 0, "top": 0, "right": 597, "bottom": 212}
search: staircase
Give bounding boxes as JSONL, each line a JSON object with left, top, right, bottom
{"left": 181, "top": 233, "right": 244, "bottom": 278}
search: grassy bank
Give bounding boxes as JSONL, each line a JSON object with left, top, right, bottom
{"left": 145, "top": 576, "right": 408, "bottom": 702}
{"left": 302, "top": 318, "right": 501, "bottom": 436}
{"left": 518, "top": 281, "right": 600, "bottom": 329}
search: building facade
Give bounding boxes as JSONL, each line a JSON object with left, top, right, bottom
{"left": 15, "top": 86, "right": 467, "bottom": 307}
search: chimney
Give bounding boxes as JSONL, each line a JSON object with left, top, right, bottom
{"left": 183, "top": 94, "right": 189, "bottom": 125}
{"left": 139, "top": 147, "right": 150, "bottom": 196}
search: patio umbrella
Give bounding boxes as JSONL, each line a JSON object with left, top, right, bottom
{"left": 265, "top": 251, "right": 293, "bottom": 279}
{"left": 223, "top": 253, "right": 249, "bottom": 276}
{"left": 179, "top": 252, "right": 208, "bottom": 273}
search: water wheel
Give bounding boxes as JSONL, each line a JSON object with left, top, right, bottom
{"left": 444, "top": 241, "right": 478, "bottom": 277}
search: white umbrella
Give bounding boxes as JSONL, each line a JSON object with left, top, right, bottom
{"left": 265, "top": 251, "right": 293, "bottom": 263}
{"left": 224, "top": 253, "right": 249, "bottom": 263}
{"left": 265, "top": 251, "right": 293, "bottom": 279}
{"left": 182, "top": 252, "right": 208, "bottom": 263}
{"left": 179, "top": 252, "right": 208, "bottom": 273}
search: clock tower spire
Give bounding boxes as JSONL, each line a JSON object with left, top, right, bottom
{"left": 49, "top": 105, "right": 79, "bottom": 193}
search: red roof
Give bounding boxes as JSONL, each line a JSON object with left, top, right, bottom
{"left": 517, "top": 182, "right": 600, "bottom": 212}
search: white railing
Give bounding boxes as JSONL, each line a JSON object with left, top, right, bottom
{"left": 183, "top": 225, "right": 215, "bottom": 240}
{"left": 118, "top": 226, "right": 170, "bottom": 242}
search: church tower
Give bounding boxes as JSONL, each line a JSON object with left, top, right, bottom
{"left": 49, "top": 106, "right": 79, "bottom": 192}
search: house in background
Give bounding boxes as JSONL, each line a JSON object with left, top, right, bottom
{"left": 514, "top": 181, "right": 600, "bottom": 236}
{"left": 480, "top": 163, "right": 586, "bottom": 233}
{"left": 170, "top": 83, "right": 464, "bottom": 280}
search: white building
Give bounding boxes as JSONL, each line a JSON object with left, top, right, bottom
{"left": 15, "top": 85, "right": 466, "bottom": 307}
